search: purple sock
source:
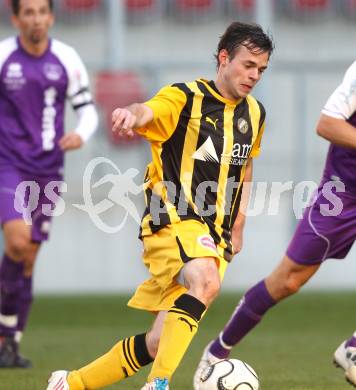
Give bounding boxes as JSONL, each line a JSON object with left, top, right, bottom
{"left": 0, "top": 255, "right": 24, "bottom": 337}
{"left": 345, "top": 333, "right": 356, "bottom": 348}
{"left": 210, "top": 280, "right": 276, "bottom": 359}
{"left": 17, "top": 276, "right": 33, "bottom": 334}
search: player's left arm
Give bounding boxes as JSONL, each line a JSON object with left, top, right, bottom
{"left": 231, "top": 101, "right": 266, "bottom": 255}
{"left": 59, "top": 49, "right": 98, "bottom": 151}
{"left": 317, "top": 61, "right": 356, "bottom": 148}
{"left": 316, "top": 114, "right": 356, "bottom": 148}
{"left": 231, "top": 158, "right": 253, "bottom": 255}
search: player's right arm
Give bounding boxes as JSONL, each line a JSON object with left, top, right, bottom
{"left": 112, "top": 84, "right": 187, "bottom": 142}
{"left": 317, "top": 60, "right": 356, "bottom": 148}
{"left": 112, "top": 104, "right": 154, "bottom": 137}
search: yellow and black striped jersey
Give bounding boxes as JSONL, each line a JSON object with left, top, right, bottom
{"left": 136, "top": 78, "right": 266, "bottom": 261}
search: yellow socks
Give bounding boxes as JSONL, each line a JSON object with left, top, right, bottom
{"left": 148, "top": 294, "right": 206, "bottom": 382}
{"left": 67, "top": 334, "right": 153, "bottom": 389}
{"left": 66, "top": 295, "right": 206, "bottom": 388}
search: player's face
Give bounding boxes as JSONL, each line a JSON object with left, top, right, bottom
{"left": 218, "top": 45, "right": 269, "bottom": 99}
{"left": 12, "top": 0, "right": 54, "bottom": 45}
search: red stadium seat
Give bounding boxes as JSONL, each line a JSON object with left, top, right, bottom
{"left": 173, "top": 0, "right": 218, "bottom": 21}
{"left": 281, "top": 0, "right": 331, "bottom": 21}
{"left": 63, "top": 0, "right": 100, "bottom": 11}
{"left": 126, "top": 0, "right": 155, "bottom": 10}
{"left": 125, "top": 0, "right": 162, "bottom": 24}
{"left": 95, "top": 71, "right": 145, "bottom": 145}
{"left": 293, "top": 0, "right": 331, "bottom": 12}
{"left": 1, "top": 0, "right": 13, "bottom": 23}
{"left": 177, "top": 0, "right": 214, "bottom": 9}
{"left": 338, "top": 0, "right": 356, "bottom": 19}
{"left": 232, "top": 0, "right": 254, "bottom": 11}
{"left": 225, "top": 0, "right": 255, "bottom": 20}
{"left": 294, "top": 0, "right": 329, "bottom": 10}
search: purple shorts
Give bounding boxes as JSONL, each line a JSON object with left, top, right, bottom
{"left": 0, "top": 167, "right": 62, "bottom": 242}
{"left": 287, "top": 180, "right": 356, "bottom": 265}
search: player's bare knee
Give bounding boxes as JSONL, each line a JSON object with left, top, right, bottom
{"left": 282, "top": 274, "right": 302, "bottom": 297}
{"left": 190, "top": 269, "right": 221, "bottom": 306}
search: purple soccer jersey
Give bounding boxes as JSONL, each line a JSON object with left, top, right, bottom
{"left": 0, "top": 36, "right": 93, "bottom": 176}
{"left": 0, "top": 36, "right": 95, "bottom": 238}
{"left": 322, "top": 60, "right": 356, "bottom": 190}
{"left": 287, "top": 61, "right": 356, "bottom": 265}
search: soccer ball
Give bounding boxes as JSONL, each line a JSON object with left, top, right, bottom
{"left": 198, "top": 359, "right": 260, "bottom": 390}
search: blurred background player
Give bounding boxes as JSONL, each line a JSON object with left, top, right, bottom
{"left": 46, "top": 22, "right": 273, "bottom": 390}
{"left": 0, "top": 0, "right": 98, "bottom": 368}
{"left": 194, "top": 60, "right": 356, "bottom": 388}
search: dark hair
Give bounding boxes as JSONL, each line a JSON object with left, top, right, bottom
{"left": 11, "top": 0, "right": 54, "bottom": 15}
{"left": 215, "top": 22, "right": 274, "bottom": 67}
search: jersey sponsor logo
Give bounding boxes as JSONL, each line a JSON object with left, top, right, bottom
{"left": 43, "top": 63, "right": 63, "bottom": 81}
{"left": 4, "top": 62, "right": 26, "bottom": 90}
{"left": 7, "top": 62, "right": 23, "bottom": 78}
{"left": 205, "top": 116, "right": 219, "bottom": 130}
{"left": 198, "top": 234, "right": 217, "bottom": 252}
{"left": 192, "top": 136, "right": 220, "bottom": 163}
{"left": 42, "top": 87, "right": 57, "bottom": 151}
{"left": 221, "top": 136, "right": 252, "bottom": 165}
{"left": 192, "top": 136, "right": 251, "bottom": 166}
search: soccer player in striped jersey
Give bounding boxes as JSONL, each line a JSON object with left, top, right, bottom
{"left": 194, "top": 61, "right": 356, "bottom": 388}
{"left": 47, "top": 22, "right": 273, "bottom": 390}
{"left": 0, "top": 0, "right": 98, "bottom": 368}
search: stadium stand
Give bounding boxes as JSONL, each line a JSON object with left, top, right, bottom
{"left": 62, "top": 0, "right": 100, "bottom": 11}
{"left": 337, "top": 0, "right": 356, "bottom": 20}
{"left": 57, "top": 0, "right": 102, "bottom": 23}
{"left": 95, "top": 71, "right": 145, "bottom": 144}
{"left": 125, "top": 0, "right": 163, "bottom": 24}
{"left": 0, "top": 0, "right": 11, "bottom": 22}
{"left": 225, "top": 0, "right": 255, "bottom": 21}
{"left": 172, "top": 0, "right": 219, "bottom": 22}
{"left": 288, "top": 0, "right": 331, "bottom": 21}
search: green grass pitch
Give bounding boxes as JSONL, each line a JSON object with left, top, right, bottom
{"left": 0, "top": 291, "right": 355, "bottom": 389}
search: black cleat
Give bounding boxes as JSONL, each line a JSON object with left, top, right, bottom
{"left": 14, "top": 353, "right": 32, "bottom": 368}
{"left": 0, "top": 337, "right": 32, "bottom": 368}
{"left": 0, "top": 337, "right": 17, "bottom": 368}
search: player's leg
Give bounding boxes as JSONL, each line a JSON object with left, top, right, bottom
{"left": 334, "top": 334, "right": 356, "bottom": 386}
{"left": 15, "top": 240, "right": 39, "bottom": 368}
{"left": 209, "top": 255, "right": 320, "bottom": 358}
{"left": 48, "top": 220, "right": 225, "bottom": 390}
{"left": 145, "top": 256, "right": 220, "bottom": 387}
{"left": 193, "top": 256, "right": 319, "bottom": 388}
{"left": 0, "top": 219, "right": 37, "bottom": 368}
{"left": 48, "top": 316, "right": 162, "bottom": 390}
{"left": 334, "top": 331, "right": 356, "bottom": 385}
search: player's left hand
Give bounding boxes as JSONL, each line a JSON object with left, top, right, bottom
{"left": 59, "top": 132, "right": 83, "bottom": 151}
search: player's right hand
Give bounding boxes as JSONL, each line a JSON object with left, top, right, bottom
{"left": 112, "top": 108, "right": 136, "bottom": 138}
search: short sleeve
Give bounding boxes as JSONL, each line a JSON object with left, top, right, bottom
{"left": 136, "top": 84, "right": 187, "bottom": 143}
{"left": 250, "top": 121, "right": 265, "bottom": 158}
{"left": 250, "top": 102, "right": 266, "bottom": 158}
{"left": 322, "top": 61, "right": 356, "bottom": 120}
